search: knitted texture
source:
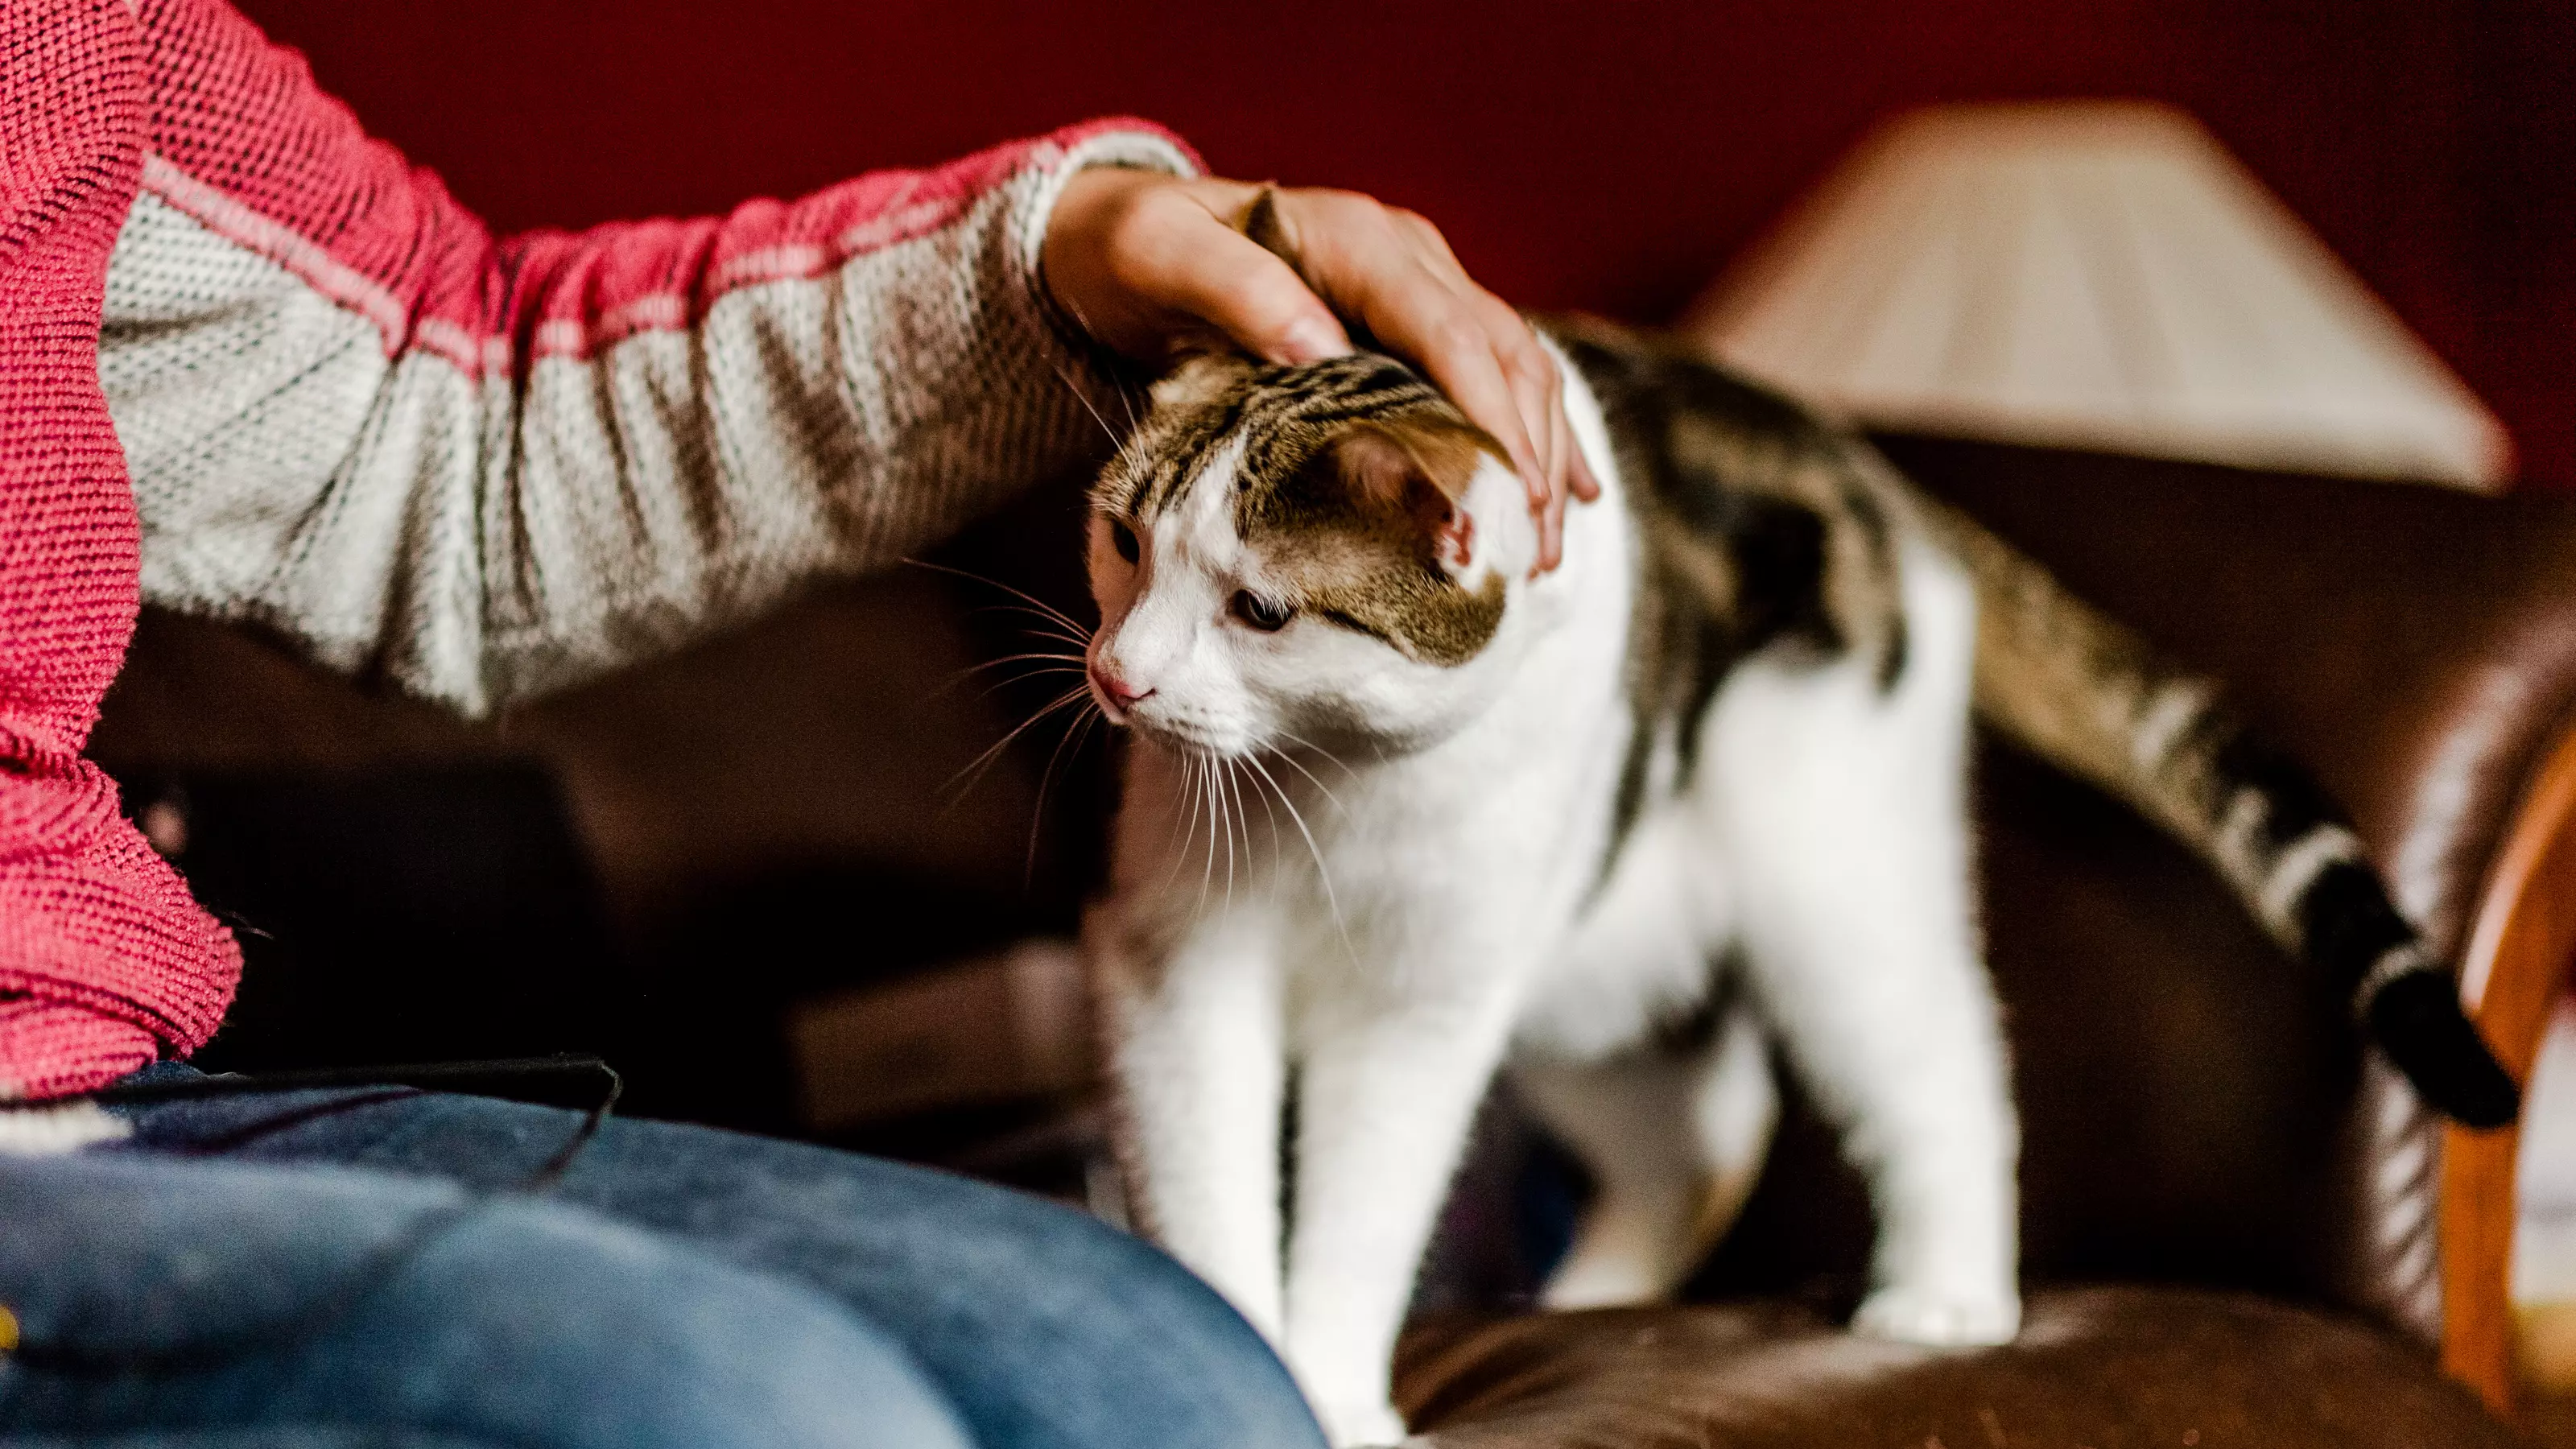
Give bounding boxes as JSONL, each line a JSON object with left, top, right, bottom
{"left": 0, "top": 0, "right": 241, "bottom": 1099}
{"left": 103, "top": 0, "right": 1199, "bottom": 716}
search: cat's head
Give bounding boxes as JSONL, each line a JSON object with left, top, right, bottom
{"left": 1083, "top": 351, "right": 1537, "bottom": 758}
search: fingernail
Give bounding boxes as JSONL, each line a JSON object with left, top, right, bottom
{"left": 1278, "top": 317, "right": 1346, "bottom": 362}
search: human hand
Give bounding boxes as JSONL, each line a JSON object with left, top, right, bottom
{"left": 1043, "top": 168, "right": 1601, "bottom": 572}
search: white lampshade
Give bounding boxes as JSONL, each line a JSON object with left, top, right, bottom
{"left": 1684, "top": 101, "right": 2513, "bottom": 489}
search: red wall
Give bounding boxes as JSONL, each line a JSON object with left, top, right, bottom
{"left": 236, "top": 0, "right": 2573, "bottom": 488}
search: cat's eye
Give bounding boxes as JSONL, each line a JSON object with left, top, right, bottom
{"left": 1231, "top": 590, "right": 1295, "bottom": 632}
{"left": 1108, "top": 518, "right": 1141, "bottom": 565}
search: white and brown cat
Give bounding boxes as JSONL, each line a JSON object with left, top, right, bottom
{"left": 1076, "top": 317, "right": 2514, "bottom": 1447}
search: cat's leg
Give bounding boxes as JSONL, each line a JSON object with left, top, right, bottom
{"left": 1514, "top": 1003, "right": 1777, "bottom": 1308}
{"left": 1702, "top": 546, "right": 2019, "bottom": 1347}
{"left": 1091, "top": 903, "right": 1291, "bottom": 1340}
{"left": 1514, "top": 1051, "right": 1703, "bottom": 1310}
{"left": 1283, "top": 974, "right": 1528, "bottom": 1447}
{"left": 1684, "top": 1002, "right": 1782, "bottom": 1272}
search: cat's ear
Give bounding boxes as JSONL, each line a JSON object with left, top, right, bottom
{"left": 1335, "top": 419, "right": 1505, "bottom": 577}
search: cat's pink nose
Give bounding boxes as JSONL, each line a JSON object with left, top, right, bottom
{"left": 1090, "top": 663, "right": 1153, "bottom": 718}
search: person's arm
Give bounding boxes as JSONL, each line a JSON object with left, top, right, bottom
{"left": 105, "top": 0, "right": 1197, "bottom": 716}
{"left": 1, "top": 0, "right": 241, "bottom": 1106}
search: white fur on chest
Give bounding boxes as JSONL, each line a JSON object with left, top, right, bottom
{"left": 1515, "top": 792, "right": 1737, "bottom": 1062}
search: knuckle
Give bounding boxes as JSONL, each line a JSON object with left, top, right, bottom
{"left": 1125, "top": 179, "right": 1195, "bottom": 228}
{"left": 1301, "top": 187, "right": 1377, "bottom": 220}
{"left": 1430, "top": 313, "right": 1488, "bottom": 356}
{"left": 1494, "top": 312, "right": 1552, "bottom": 365}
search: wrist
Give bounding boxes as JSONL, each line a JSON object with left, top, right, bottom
{"left": 1041, "top": 166, "right": 1160, "bottom": 353}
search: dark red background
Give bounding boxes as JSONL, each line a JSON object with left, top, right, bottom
{"left": 236, "top": 0, "right": 2572, "bottom": 488}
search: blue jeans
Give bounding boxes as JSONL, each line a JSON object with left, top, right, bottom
{"left": 0, "top": 1071, "right": 1323, "bottom": 1449}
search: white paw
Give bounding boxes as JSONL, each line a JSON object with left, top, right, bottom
{"left": 1852, "top": 1284, "right": 2021, "bottom": 1347}
{"left": 1317, "top": 1397, "right": 1411, "bottom": 1448}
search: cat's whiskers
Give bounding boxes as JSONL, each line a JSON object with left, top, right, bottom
{"left": 1195, "top": 754, "right": 1221, "bottom": 917}
{"left": 1109, "top": 374, "right": 1141, "bottom": 433}
{"left": 934, "top": 650, "right": 1088, "bottom": 705}
{"left": 1045, "top": 302, "right": 1150, "bottom": 450}
{"left": 956, "top": 650, "right": 1088, "bottom": 675}
{"left": 1160, "top": 751, "right": 1208, "bottom": 896}
{"left": 904, "top": 559, "right": 1098, "bottom": 644}
{"left": 1207, "top": 755, "right": 1235, "bottom": 911}
{"left": 973, "top": 668, "right": 1089, "bottom": 707}
{"left": 1245, "top": 749, "right": 1353, "bottom": 960}
{"left": 978, "top": 613, "right": 1095, "bottom": 654}
{"left": 902, "top": 567, "right": 1105, "bottom": 806}
{"left": 1269, "top": 728, "right": 1363, "bottom": 784}
{"left": 1264, "top": 742, "right": 1351, "bottom": 820}
{"left": 973, "top": 605, "right": 1095, "bottom": 652}
{"left": 942, "top": 682, "right": 1094, "bottom": 813}
{"left": 1227, "top": 757, "right": 1259, "bottom": 910}
{"left": 1023, "top": 693, "right": 1104, "bottom": 887}
{"left": 1220, "top": 759, "right": 1253, "bottom": 909}
{"left": 1236, "top": 753, "right": 1284, "bottom": 900}
{"left": 1054, "top": 361, "right": 1125, "bottom": 453}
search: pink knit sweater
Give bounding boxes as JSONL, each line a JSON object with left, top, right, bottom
{"left": 2, "top": 0, "right": 1193, "bottom": 1099}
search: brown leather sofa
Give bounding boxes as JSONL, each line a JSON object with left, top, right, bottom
{"left": 1392, "top": 436, "right": 2576, "bottom": 1447}
{"left": 92, "top": 439, "right": 2576, "bottom": 1446}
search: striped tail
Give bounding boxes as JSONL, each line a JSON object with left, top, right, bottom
{"left": 1926, "top": 500, "right": 2520, "bottom": 1128}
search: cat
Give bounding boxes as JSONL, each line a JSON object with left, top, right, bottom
{"left": 1076, "top": 315, "right": 2516, "bottom": 1448}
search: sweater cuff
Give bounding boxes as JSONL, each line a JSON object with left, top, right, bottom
{"left": 0, "top": 998, "right": 159, "bottom": 1101}
{"left": 1009, "top": 120, "right": 1205, "bottom": 371}
{"left": 0, "top": 816, "right": 241, "bottom": 1100}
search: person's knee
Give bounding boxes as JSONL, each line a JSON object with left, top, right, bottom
{"left": 292, "top": 1199, "right": 975, "bottom": 1449}
{"left": 499, "top": 1121, "right": 1322, "bottom": 1449}
{"left": 1017, "top": 1211, "right": 1325, "bottom": 1449}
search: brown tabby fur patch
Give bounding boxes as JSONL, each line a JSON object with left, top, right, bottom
{"left": 1094, "top": 353, "right": 1510, "bottom": 667}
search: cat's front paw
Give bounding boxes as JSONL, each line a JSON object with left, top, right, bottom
{"left": 1315, "top": 1397, "right": 1412, "bottom": 1448}
{"left": 1852, "top": 1283, "right": 2021, "bottom": 1346}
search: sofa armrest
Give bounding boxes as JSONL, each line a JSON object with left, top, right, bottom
{"left": 1879, "top": 435, "right": 2576, "bottom": 1417}
{"left": 2446, "top": 724, "right": 2576, "bottom": 1414}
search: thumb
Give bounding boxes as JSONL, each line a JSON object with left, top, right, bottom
{"left": 1144, "top": 210, "right": 1352, "bottom": 365}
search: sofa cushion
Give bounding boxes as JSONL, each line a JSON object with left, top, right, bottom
{"left": 1395, "top": 1286, "right": 2511, "bottom": 1447}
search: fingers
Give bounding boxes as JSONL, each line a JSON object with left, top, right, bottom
{"left": 1044, "top": 170, "right": 1350, "bottom": 365}
{"left": 1401, "top": 204, "right": 1597, "bottom": 502}
{"left": 1042, "top": 168, "right": 1600, "bottom": 571}
{"left": 1146, "top": 212, "right": 1352, "bottom": 365}
{"left": 1480, "top": 287, "right": 1575, "bottom": 571}
{"left": 1289, "top": 192, "right": 1587, "bottom": 571}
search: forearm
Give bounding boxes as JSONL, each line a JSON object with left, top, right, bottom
{"left": 103, "top": 0, "right": 1191, "bottom": 715}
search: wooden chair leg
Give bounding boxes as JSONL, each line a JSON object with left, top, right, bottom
{"left": 2443, "top": 721, "right": 2576, "bottom": 1416}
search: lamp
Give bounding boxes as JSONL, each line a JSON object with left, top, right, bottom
{"left": 1684, "top": 101, "right": 2512, "bottom": 489}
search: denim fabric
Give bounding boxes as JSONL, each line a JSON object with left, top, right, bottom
{"left": 0, "top": 1422, "right": 494, "bottom": 1433}
{"left": 0, "top": 1072, "right": 1324, "bottom": 1449}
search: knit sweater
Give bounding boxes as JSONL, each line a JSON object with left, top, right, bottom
{"left": 1, "top": 0, "right": 1195, "bottom": 1100}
